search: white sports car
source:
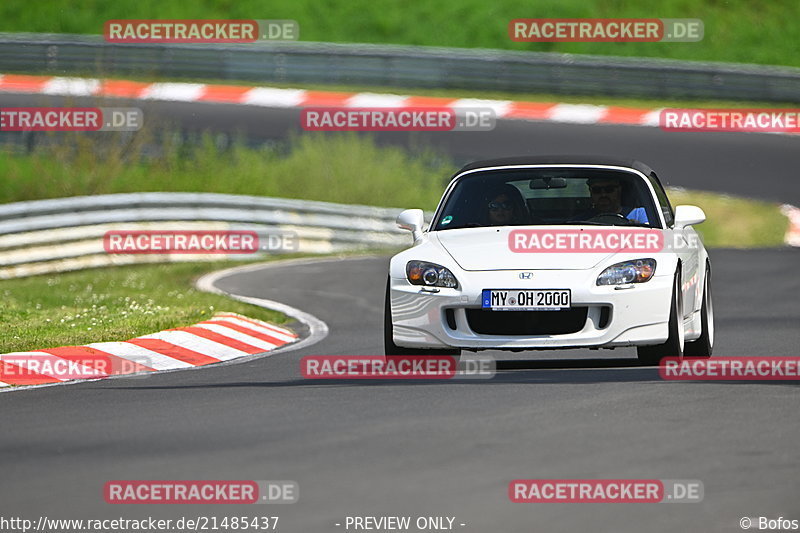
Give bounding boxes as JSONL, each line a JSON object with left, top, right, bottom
{"left": 385, "top": 156, "right": 713, "bottom": 365}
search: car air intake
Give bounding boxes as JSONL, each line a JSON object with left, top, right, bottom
{"left": 465, "top": 308, "right": 588, "bottom": 336}
{"left": 445, "top": 309, "right": 458, "bottom": 330}
{"left": 598, "top": 306, "right": 611, "bottom": 329}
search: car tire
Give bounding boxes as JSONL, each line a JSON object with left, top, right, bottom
{"left": 384, "top": 277, "right": 461, "bottom": 357}
{"left": 684, "top": 264, "right": 713, "bottom": 358}
{"left": 637, "top": 268, "right": 684, "bottom": 365}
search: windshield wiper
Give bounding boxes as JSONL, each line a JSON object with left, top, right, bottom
{"left": 624, "top": 222, "right": 654, "bottom": 228}
{"left": 562, "top": 220, "right": 609, "bottom": 226}
{"left": 563, "top": 220, "right": 654, "bottom": 228}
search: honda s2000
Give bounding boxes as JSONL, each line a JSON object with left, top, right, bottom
{"left": 385, "top": 156, "right": 713, "bottom": 365}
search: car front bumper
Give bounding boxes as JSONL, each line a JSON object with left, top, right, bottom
{"left": 389, "top": 268, "right": 674, "bottom": 350}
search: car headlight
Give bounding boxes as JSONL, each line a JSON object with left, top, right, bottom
{"left": 596, "top": 259, "right": 656, "bottom": 286}
{"left": 406, "top": 261, "right": 459, "bottom": 288}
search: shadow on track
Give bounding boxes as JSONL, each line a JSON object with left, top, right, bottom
{"left": 95, "top": 357, "right": 723, "bottom": 389}
{"left": 94, "top": 355, "right": 800, "bottom": 391}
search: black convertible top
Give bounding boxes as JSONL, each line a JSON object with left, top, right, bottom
{"left": 455, "top": 155, "right": 655, "bottom": 177}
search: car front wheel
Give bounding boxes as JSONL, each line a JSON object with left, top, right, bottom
{"left": 637, "top": 268, "right": 684, "bottom": 365}
{"left": 684, "top": 264, "right": 713, "bottom": 358}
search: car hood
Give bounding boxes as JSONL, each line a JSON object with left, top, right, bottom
{"left": 433, "top": 227, "right": 619, "bottom": 271}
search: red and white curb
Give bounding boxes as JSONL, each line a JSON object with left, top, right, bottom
{"left": 0, "top": 312, "right": 297, "bottom": 389}
{"left": 781, "top": 205, "right": 800, "bottom": 247}
{"left": 0, "top": 73, "right": 662, "bottom": 126}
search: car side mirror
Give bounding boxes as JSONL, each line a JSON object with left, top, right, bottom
{"left": 673, "top": 205, "right": 706, "bottom": 229}
{"left": 396, "top": 209, "right": 425, "bottom": 242}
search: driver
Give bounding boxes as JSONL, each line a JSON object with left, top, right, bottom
{"left": 579, "top": 177, "right": 649, "bottom": 224}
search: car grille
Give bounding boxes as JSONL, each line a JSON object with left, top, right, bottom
{"left": 464, "top": 307, "right": 588, "bottom": 336}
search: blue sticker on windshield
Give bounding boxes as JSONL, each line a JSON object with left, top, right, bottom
{"left": 442, "top": 216, "right": 453, "bottom": 225}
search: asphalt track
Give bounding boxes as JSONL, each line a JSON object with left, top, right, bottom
{"left": 1, "top": 92, "right": 799, "bottom": 533}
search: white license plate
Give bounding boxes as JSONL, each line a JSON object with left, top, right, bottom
{"left": 481, "top": 289, "right": 571, "bottom": 311}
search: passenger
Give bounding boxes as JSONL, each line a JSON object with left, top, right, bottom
{"left": 485, "top": 184, "right": 529, "bottom": 226}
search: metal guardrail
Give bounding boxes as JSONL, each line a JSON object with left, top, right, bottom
{"left": 2, "top": 33, "right": 800, "bottom": 103}
{"left": 0, "top": 193, "right": 416, "bottom": 279}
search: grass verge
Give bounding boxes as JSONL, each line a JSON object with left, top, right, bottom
{"left": 0, "top": 132, "right": 453, "bottom": 208}
{"left": 0, "top": 260, "right": 297, "bottom": 354}
{"left": 667, "top": 188, "right": 788, "bottom": 248}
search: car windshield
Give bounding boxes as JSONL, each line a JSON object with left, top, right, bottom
{"left": 432, "top": 168, "right": 661, "bottom": 230}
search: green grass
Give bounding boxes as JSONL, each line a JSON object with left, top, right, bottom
{"left": 1, "top": 0, "right": 799, "bottom": 68}
{"left": 0, "top": 260, "right": 295, "bottom": 354}
{"left": 0, "top": 132, "right": 452, "bottom": 209}
{"left": 667, "top": 188, "right": 788, "bottom": 248}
